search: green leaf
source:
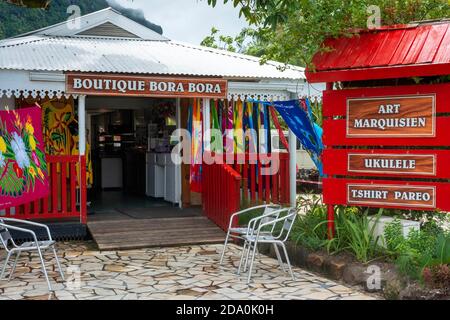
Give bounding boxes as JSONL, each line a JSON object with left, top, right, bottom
{"left": 0, "top": 163, "right": 25, "bottom": 197}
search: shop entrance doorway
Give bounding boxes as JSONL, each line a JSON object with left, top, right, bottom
{"left": 86, "top": 96, "right": 186, "bottom": 218}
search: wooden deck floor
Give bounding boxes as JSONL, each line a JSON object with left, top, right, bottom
{"left": 87, "top": 213, "right": 225, "bottom": 250}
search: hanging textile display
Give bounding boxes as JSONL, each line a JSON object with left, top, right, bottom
{"left": 272, "top": 99, "right": 323, "bottom": 174}
{"left": 41, "top": 98, "right": 76, "bottom": 155}
{"left": 224, "top": 100, "right": 234, "bottom": 154}
{"left": 269, "top": 106, "right": 290, "bottom": 151}
{"left": 0, "top": 106, "right": 50, "bottom": 210}
{"left": 245, "top": 102, "right": 258, "bottom": 153}
{"left": 233, "top": 100, "right": 244, "bottom": 153}
{"left": 210, "top": 99, "right": 223, "bottom": 152}
{"left": 16, "top": 97, "right": 76, "bottom": 156}
{"left": 259, "top": 103, "right": 270, "bottom": 153}
{"left": 190, "top": 98, "right": 203, "bottom": 193}
{"left": 71, "top": 136, "right": 94, "bottom": 186}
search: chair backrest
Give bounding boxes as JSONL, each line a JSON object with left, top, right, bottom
{"left": 260, "top": 205, "right": 282, "bottom": 232}
{"left": 262, "top": 208, "right": 297, "bottom": 242}
{"left": 281, "top": 209, "right": 297, "bottom": 241}
{"left": 0, "top": 221, "right": 13, "bottom": 251}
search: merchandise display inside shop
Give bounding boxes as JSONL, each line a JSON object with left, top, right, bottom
{"left": 88, "top": 97, "right": 179, "bottom": 205}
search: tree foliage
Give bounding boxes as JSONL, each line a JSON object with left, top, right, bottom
{"left": 200, "top": 27, "right": 267, "bottom": 55}
{"left": 206, "top": 0, "right": 450, "bottom": 66}
{"left": 0, "top": 0, "right": 163, "bottom": 39}
{"left": 0, "top": 0, "right": 109, "bottom": 39}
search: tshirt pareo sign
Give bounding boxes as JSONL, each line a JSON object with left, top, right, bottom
{"left": 322, "top": 83, "right": 450, "bottom": 211}
{"left": 65, "top": 73, "right": 228, "bottom": 99}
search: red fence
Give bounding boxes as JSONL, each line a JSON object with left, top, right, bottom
{"left": 2, "top": 155, "right": 87, "bottom": 224}
{"left": 202, "top": 152, "right": 290, "bottom": 231}
{"left": 203, "top": 162, "right": 241, "bottom": 231}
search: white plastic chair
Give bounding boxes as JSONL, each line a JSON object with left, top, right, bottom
{"left": 219, "top": 204, "right": 281, "bottom": 265}
{"left": 238, "top": 208, "right": 297, "bottom": 284}
{"left": 0, "top": 218, "right": 65, "bottom": 291}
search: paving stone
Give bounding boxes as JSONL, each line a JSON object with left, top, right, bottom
{"left": 0, "top": 242, "right": 378, "bottom": 300}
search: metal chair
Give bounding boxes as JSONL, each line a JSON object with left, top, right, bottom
{"left": 0, "top": 218, "right": 65, "bottom": 291}
{"left": 219, "top": 204, "right": 281, "bottom": 265}
{"left": 238, "top": 208, "right": 297, "bottom": 284}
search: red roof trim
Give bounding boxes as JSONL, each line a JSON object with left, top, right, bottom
{"left": 307, "top": 21, "right": 450, "bottom": 83}
{"left": 306, "top": 62, "right": 450, "bottom": 83}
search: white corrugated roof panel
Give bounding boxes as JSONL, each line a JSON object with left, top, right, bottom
{"left": 0, "top": 36, "right": 305, "bottom": 80}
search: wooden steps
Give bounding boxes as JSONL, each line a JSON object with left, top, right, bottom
{"left": 88, "top": 216, "right": 225, "bottom": 250}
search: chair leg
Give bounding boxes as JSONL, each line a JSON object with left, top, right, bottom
{"left": 52, "top": 247, "right": 65, "bottom": 281}
{"left": 246, "top": 241, "right": 259, "bottom": 285}
{"left": 0, "top": 251, "right": 12, "bottom": 280}
{"left": 8, "top": 251, "right": 21, "bottom": 281}
{"left": 36, "top": 247, "right": 52, "bottom": 291}
{"left": 243, "top": 242, "right": 253, "bottom": 273}
{"left": 280, "top": 243, "right": 295, "bottom": 280}
{"left": 237, "top": 241, "right": 248, "bottom": 275}
{"left": 273, "top": 243, "right": 286, "bottom": 272}
{"left": 219, "top": 231, "right": 231, "bottom": 265}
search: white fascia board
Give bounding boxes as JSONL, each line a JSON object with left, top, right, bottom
{"left": 0, "top": 69, "right": 65, "bottom": 97}
{"left": 229, "top": 79, "right": 305, "bottom": 92}
{"left": 29, "top": 71, "right": 65, "bottom": 82}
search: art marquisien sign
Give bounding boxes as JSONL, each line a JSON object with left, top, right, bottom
{"left": 346, "top": 95, "right": 436, "bottom": 138}
{"left": 65, "top": 73, "right": 228, "bottom": 99}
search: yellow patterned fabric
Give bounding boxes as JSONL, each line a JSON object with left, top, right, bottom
{"left": 41, "top": 98, "right": 76, "bottom": 155}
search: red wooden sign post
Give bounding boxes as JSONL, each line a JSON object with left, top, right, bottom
{"left": 320, "top": 84, "right": 450, "bottom": 237}
{"left": 307, "top": 22, "right": 450, "bottom": 238}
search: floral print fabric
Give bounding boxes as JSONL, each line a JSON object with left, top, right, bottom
{"left": 0, "top": 106, "right": 49, "bottom": 210}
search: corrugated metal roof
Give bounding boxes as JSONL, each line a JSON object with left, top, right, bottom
{"left": 307, "top": 21, "right": 450, "bottom": 82}
{"left": 0, "top": 35, "right": 305, "bottom": 80}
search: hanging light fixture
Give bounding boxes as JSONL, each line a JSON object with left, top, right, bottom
{"left": 3, "top": 0, "right": 51, "bottom": 9}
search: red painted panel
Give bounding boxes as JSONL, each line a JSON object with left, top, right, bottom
{"left": 306, "top": 63, "right": 450, "bottom": 83}
{"left": 323, "top": 178, "right": 450, "bottom": 212}
{"left": 323, "top": 149, "right": 450, "bottom": 179}
{"left": 332, "top": 35, "right": 365, "bottom": 69}
{"left": 434, "top": 26, "right": 450, "bottom": 63}
{"left": 306, "top": 22, "right": 450, "bottom": 83}
{"left": 417, "top": 24, "right": 449, "bottom": 63}
{"left": 402, "top": 25, "right": 431, "bottom": 65}
{"left": 312, "top": 38, "right": 340, "bottom": 70}
{"left": 369, "top": 29, "right": 405, "bottom": 66}
{"left": 353, "top": 33, "right": 387, "bottom": 68}
{"left": 321, "top": 38, "right": 352, "bottom": 70}
{"left": 323, "top": 117, "right": 450, "bottom": 146}
{"left": 323, "top": 83, "right": 450, "bottom": 117}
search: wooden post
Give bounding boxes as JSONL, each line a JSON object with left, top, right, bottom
{"left": 327, "top": 204, "right": 335, "bottom": 239}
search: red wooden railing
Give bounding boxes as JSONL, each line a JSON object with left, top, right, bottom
{"left": 230, "top": 153, "right": 290, "bottom": 207}
{"left": 202, "top": 152, "right": 290, "bottom": 231}
{"left": 2, "top": 155, "right": 87, "bottom": 224}
{"left": 203, "top": 161, "right": 242, "bottom": 231}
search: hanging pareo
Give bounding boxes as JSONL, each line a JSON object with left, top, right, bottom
{"left": 0, "top": 106, "right": 50, "bottom": 210}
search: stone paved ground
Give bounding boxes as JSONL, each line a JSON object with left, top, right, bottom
{"left": 0, "top": 242, "right": 379, "bottom": 300}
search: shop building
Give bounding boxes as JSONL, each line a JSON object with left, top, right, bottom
{"left": 0, "top": 8, "right": 322, "bottom": 244}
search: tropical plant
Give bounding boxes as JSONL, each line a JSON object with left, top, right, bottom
{"left": 384, "top": 219, "right": 450, "bottom": 280}
{"left": 334, "top": 208, "right": 383, "bottom": 263}
{"left": 290, "top": 194, "right": 328, "bottom": 250}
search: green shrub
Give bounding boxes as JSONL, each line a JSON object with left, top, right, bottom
{"left": 384, "top": 219, "right": 450, "bottom": 280}
{"left": 333, "top": 208, "right": 383, "bottom": 263}
{"left": 290, "top": 195, "right": 328, "bottom": 250}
